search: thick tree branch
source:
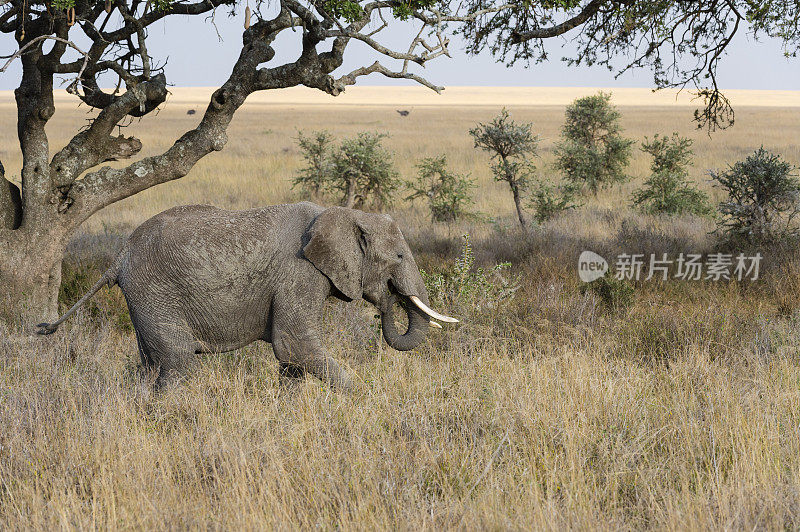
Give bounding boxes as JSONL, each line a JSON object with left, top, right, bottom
{"left": 509, "top": 0, "right": 605, "bottom": 43}
{"left": 101, "top": 0, "right": 232, "bottom": 43}
{"left": 0, "top": 4, "right": 19, "bottom": 33}
{"left": 15, "top": 32, "right": 58, "bottom": 228}
{"left": 64, "top": 15, "right": 290, "bottom": 224}
{"left": 50, "top": 74, "right": 166, "bottom": 195}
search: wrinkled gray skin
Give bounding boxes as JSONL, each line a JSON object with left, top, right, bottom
{"left": 37, "top": 202, "right": 434, "bottom": 390}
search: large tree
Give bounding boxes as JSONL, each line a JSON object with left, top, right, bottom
{"left": 0, "top": 0, "right": 797, "bottom": 323}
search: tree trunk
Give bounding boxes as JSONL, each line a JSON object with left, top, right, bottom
{"left": 0, "top": 232, "right": 65, "bottom": 325}
{"left": 0, "top": 30, "right": 66, "bottom": 326}
{"left": 343, "top": 176, "right": 357, "bottom": 209}
{"left": 510, "top": 182, "right": 528, "bottom": 230}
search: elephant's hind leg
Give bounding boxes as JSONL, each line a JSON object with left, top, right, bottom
{"left": 133, "top": 317, "right": 198, "bottom": 389}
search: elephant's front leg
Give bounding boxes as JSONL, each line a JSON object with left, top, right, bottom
{"left": 271, "top": 303, "right": 353, "bottom": 391}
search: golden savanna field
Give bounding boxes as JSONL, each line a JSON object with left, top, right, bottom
{"left": 2, "top": 87, "right": 800, "bottom": 528}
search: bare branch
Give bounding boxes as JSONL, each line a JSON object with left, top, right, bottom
{"left": 334, "top": 60, "right": 443, "bottom": 93}
{"left": 117, "top": 0, "right": 152, "bottom": 79}
{"left": 330, "top": 28, "right": 426, "bottom": 62}
{"left": 0, "top": 35, "right": 88, "bottom": 74}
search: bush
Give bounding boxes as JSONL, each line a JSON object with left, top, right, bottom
{"left": 528, "top": 181, "right": 580, "bottom": 224}
{"left": 422, "top": 234, "right": 520, "bottom": 315}
{"left": 631, "top": 133, "right": 710, "bottom": 216}
{"left": 711, "top": 147, "right": 800, "bottom": 244}
{"left": 580, "top": 275, "right": 635, "bottom": 312}
{"left": 292, "top": 130, "right": 334, "bottom": 198}
{"left": 331, "top": 132, "right": 400, "bottom": 210}
{"left": 554, "top": 92, "right": 634, "bottom": 194}
{"left": 292, "top": 131, "right": 400, "bottom": 210}
{"left": 470, "top": 109, "right": 538, "bottom": 229}
{"left": 406, "top": 156, "right": 476, "bottom": 223}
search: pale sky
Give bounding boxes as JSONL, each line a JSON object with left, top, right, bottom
{"left": 1, "top": 11, "right": 799, "bottom": 91}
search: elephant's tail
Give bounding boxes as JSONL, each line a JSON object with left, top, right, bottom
{"left": 35, "top": 257, "right": 122, "bottom": 335}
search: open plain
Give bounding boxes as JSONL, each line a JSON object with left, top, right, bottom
{"left": 1, "top": 87, "right": 800, "bottom": 529}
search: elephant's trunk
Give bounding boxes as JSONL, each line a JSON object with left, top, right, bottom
{"left": 381, "top": 293, "right": 429, "bottom": 351}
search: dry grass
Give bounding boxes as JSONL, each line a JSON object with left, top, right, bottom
{"left": 2, "top": 87, "right": 800, "bottom": 529}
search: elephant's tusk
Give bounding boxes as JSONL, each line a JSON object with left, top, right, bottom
{"left": 409, "top": 296, "right": 459, "bottom": 323}
{"left": 429, "top": 320, "right": 442, "bottom": 329}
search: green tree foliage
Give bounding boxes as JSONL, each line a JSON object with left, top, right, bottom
{"left": 422, "top": 234, "right": 520, "bottom": 316}
{"left": 462, "top": 1, "right": 800, "bottom": 131}
{"left": 528, "top": 182, "right": 580, "bottom": 224}
{"left": 554, "top": 92, "right": 634, "bottom": 195}
{"left": 711, "top": 147, "right": 800, "bottom": 244}
{"left": 406, "top": 155, "right": 476, "bottom": 223}
{"left": 330, "top": 132, "right": 400, "bottom": 210}
{"left": 631, "top": 133, "right": 710, "bottom": 216}
{"left": 293, "top": 130, "right": 334, "bottom": 197}
{"left": 292, "top": 131, "right": 400, "bottom": 210}
{"left": 470, "top": 109, "right": 538, "bottom": 229}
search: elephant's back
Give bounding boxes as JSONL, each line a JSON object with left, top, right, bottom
{"left": 118, "top": 203, "right": 324, "bottom": 346}
{"left": 127, "top": 202, "right": 322, "bottom": 256}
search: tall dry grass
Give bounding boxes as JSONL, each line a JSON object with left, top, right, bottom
{"left": 1, "top": 88, "right": 800, "bottom": 529}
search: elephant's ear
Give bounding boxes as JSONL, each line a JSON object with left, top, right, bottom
{"left": 303, "top": 207, "right": 364, "bottom": 301}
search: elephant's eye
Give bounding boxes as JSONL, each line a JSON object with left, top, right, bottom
{"left": 397, "top": 253, "right": 404, "bottom": 260}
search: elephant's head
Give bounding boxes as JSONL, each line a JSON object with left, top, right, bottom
{"left": 303, "top": 207, "right": 457, "bottom": 351}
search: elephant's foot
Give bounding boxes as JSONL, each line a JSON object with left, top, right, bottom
{"left": 278, "top": 362, "right": 306, "bottom": 389}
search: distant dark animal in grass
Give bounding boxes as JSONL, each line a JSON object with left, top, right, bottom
{"left": 187, "top": 109, "right": 196, "bottom": 115}
{"left": 396, "top": 110, "right": 410, "bottom": 117}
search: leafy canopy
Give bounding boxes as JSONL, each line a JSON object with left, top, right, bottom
{"left": 406, "top": 155, "right": 476, "bottom": 223}
{"left": 554, "top": 92, "right": 633, "bottom": 195}
{"left": 712, "top": 147, "right": 800, "bottom": 244}
{"left": 631, "top": 133, "right": 710, "bottom": 216}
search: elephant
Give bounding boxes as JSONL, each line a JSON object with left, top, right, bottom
{"left": 37, "top": 202, "right": 458, "bottom": 390}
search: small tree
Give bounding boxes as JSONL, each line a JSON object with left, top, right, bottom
{"left": 406, "top": 156, "right": 475, "bottom": 223}
{"left": 554, "top": 92, "right": 634, "bottom": 195}
{"left": 470, "top": 109, "right": 537, "bottom": 229}
{"left": 711, "top": 147, "right": 800, "bottom": 244}
{"left": 330, "top": 132, "right": 400, "bottom": 210}
{"left": 631, "top": 133, "right": 710, "bottom": 216}
{"left": 293, "top": 130, "right": 334, "bottom": 197}
{"left": 528, "top": 182, "right": 581, "bottom": 224}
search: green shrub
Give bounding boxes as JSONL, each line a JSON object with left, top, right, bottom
{"left": 292, "top": 130, "right": 334, "bottom": 197}
{"left": 631, "top": 133, "right": 710, "bottom": 216}
{"left": 330, "top": 132, "right": 400, "bottom": 210}
{"left": 292, "top": 130, "right": 400, "bottom": 210}
{"left": 406, "top": 155, "right": 476, "bottom": 223}
{"left": 554, "top": 92, "right": 634, "bottom": 194}
{"left": 528, "top": 181, "right": 580, "bottom": 224}
{"left": 580, "top": 275, "right": 635, "bottom": 312}
{"left": 422, "top": 234, "right": 520, "bottom": 315}
{"left": 711, "top": 147, "right": 800, "bottom": 244}
{"left": 470, "top": 109, "right": 538, "bottom": 229}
